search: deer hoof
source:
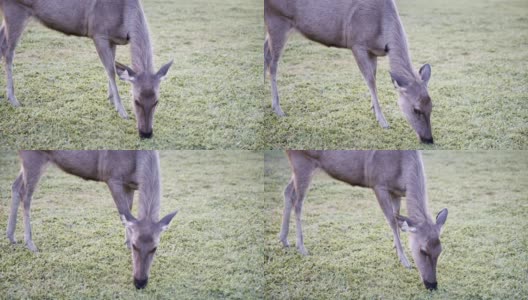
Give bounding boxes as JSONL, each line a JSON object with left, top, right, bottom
{"left": 378, "top": 118, "right": 389, "bottom": 129}
{"left": 9, "top": 97, "right": 21, "bottom": 107}
{"left": 273, "top": 106, "right": 286, "bottom": 117}
{"left": 297, "top": 246, "right": 309, "bottom": 256}
{"left": 373, "top": 110, "right": 389, "bottom": 128}
{"left": 26, "top": 241, "right": 38, "bottom": 253}
{"left": 280, "top": 238, "right": 290, "bottom": 248}
{"left": 118, "top": 110, "right": 129, "bottom": 119}
{"left": 400, "top": 258, "right": 412, "bottom": 269}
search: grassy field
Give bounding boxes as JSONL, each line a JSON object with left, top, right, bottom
{"left": 264, "top": 151, "right": 528, "bottom": 299}
{"left": 0, "top": 0, "right": 263, "bottom": 149}
{"left": 0, "top": 151, "right": 264, "bottom": 298}
{"left": 262, "top": 0, "right": 528, "bottom": 149}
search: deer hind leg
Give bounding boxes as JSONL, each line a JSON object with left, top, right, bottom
{"left": 263, "top": 35, "right": 272, "bottom": 84}
{"left": 0, "top": 25, "right": 6, "bottom": 62}
{"left": 265, "top": 15, "right": 292, "bottom": 117}
{"left": 7, "top": 171, "right": 24, "bottom": 244}
{"left": 279, "top": 177, "right": 295, "bottom": 247}
{"left": 2, "top": 7, "right": 31, "bottom": 107}
{"left": 291, "top": 170, "right": 314, "bottom": 256}
{"left": 374, "top": 187, "right": 411, "bottom": 268}
{"left": 93, "top": 38, "right": 128, "bottom": 119}
{"left": 287, "top": 153, "right": 316, "bottom": 255}
{"left": 392, "top": 196, "right": 402, "bottom": 249}
{"left": 352, "top": 48, "right": 389, "bottom": 128}
{"left": 19, "top": 151, "right": 49, "bottom": 252}
{"left": 107, "top": 43, "right": 117, "bottom": 105}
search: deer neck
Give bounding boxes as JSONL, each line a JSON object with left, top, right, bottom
{"left": 404, "top": 154, "right": 432, "bottom": 224}
{"left": 129, "top": 8, "right": 154, "bottom": 73}
{"left": 384, "top": 8, "right": 416, "bottom": 82}
{"left": 138, "top": 152, "right": 161, "bottom": 222}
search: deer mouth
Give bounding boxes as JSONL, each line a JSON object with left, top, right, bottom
{"left": 139, "top": 131, "right": 153, "bottom": 139}
{"left": 134, "top": 277, "right": 148, "bottom": 289}
{"left": 423, "top": 280, "right": 437, "bottom": 290}
{"left": 420, "top": 136, "right": 434, "bottom": 144}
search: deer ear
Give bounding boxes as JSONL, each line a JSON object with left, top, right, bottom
{"left": 156, "top": 60, "right": 173, "bottom": 81}
{"left": 395, "top": 215, "right": 417, "bottom": 233}
{"left": 436, "top": 208, "right": 448, "bottom": 228}
{"left": 389, "top": 72, "right": 408, "bottom": 91}
{"left": 158, "top": 210, "right": 178, "bottom": 232}
{"left": 115, "top": 62, "right": 136, "bottom": 82}
{"left": 419, "top": 64, "right": 431, "bottom": 84}
{"left": 120, "top": 212, "right": 137, "bottom": 228}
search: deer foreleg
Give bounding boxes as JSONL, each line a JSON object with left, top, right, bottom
{"left": 94, "top": 38, "right": 128, "bottom": 119}
{"left": 352, "top": 48, "right": 389, "bottom": 128}
{"left": 374, "top": 187, "right": 411, "bottom": 268}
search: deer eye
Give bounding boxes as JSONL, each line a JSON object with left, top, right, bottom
{"left": 132, "top": 244, "right": 139, "bottom": 252}
{"left": 420, "top": 249, "right": 429, "bottom": 256}
{"left": 413, "top": 108, "right": 422, "bottom": 115}
{"left": 149, "top": 247, "right": 157, "bottom": 254}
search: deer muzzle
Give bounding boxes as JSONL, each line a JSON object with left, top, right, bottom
{"left": 134, "top": 277, "right": 149, "bottom": 289}
{"left": 423, "top": 280, "right": 437, "bottom": 290}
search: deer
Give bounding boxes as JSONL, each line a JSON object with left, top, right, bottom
{"left": 281, "top": 150, "right": 448, "bottom": 290}
{"left": 6, "top": 150, "right": 179, "bottom": 289}
{"left": 264, "top": 0, "right": 435, "bottom": 143}
{"left": 0, "top": 0, "right": 173, "bottom": 138}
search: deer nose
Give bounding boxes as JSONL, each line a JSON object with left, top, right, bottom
{"left": 134, "top": 277, "right": 148, "bottom": 289}
{"left": 420, "top": 136, "right": 434, "bottom": 144}
{"left": 139, "top": 131, "right": 153, "bottom": 139}
{"left": 423, "top": 280, "right": 437, "bottom": 290}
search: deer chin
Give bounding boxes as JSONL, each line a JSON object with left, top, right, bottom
{"left": 423, "top": 280, "right": 437, "bottom": 290}
{"left": 420, "top": 136, "right": 434, "bottom": 144}
{"left": 139, "top": 130, "right": 153, "bottom": 139}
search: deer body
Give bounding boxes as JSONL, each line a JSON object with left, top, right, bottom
{"left": 282, "top": 150, "right": 448, "bottom": 290}
{"left": 0, "top": 0, "right": 173, "bottom": 138}
{"left": 15, "top": 0, "right": 126, "bottom": 40}
{"left": 264, "top": 0, "right": 435, "bottom": 143}
{"left": 6, "top": 150, "right": 178, "bottom": 289}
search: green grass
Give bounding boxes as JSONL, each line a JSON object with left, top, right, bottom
{"left": 262, "top": 0, "right": 528, "bottom": 149}
{"left": 0, "top": 151, "right": 264, "bottom": 298}
{"left": 264, "top": 151, "right": 528, "bottom": 299}
{"left": 0, "top": 0, "right": 264, "bottom": 149}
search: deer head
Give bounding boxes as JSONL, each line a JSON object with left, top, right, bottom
{"left": 115, "top": 61, "right": 173, "bottom": 139}
{"left": 120, "top": 210, "right": 178, "bottom": 289}
{"left": 396, "top": 208, "right": 448, "bottom": 290}
{"left": 391, "top": 64, "right": 434, "bottom": 144}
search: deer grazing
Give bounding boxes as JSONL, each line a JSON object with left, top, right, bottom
{"left": 0, "top": 0, "right": 173, "bottom": 138}
{"left": 6, "top": 150, "right": 178, "bottom": 289}
{"left": 281, "top": 150, "right": 448, "bottom": 290}
{"left": 264, "top": 0, "right": 435, "bottom": 143}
